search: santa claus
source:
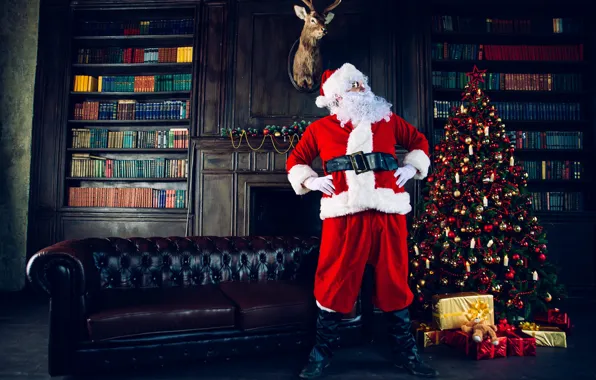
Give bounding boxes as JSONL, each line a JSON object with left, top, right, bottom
{"left": 286, "top": 63, "right": 438, "bottom": 378}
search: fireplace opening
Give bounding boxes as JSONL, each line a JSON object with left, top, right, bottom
{"left": 250, "top": 187, "right": 322, "bottom": 236}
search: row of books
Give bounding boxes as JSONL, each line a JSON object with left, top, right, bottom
{"left": 70, "top": 155, "right": 188, "bottom": 178}
{"left": 71, "top": 128, "right": 189, "bottom": 149}
{"left": 73, "top": 74, "right": 192, "bottom": 92}
{"left": 512, "top": 131, "right": 583, "bottom": 150}
{"left": 67, "top": 187, "right": 187, "bottom": 209}
{"left": 432, "top": 71, "right": 582, "bottom": 92}
{"left": 433, "top": 100, "right": 582, "bottom": 120}
{"left": 529, "top": 192, "right": 582, "bottom": 212}
{"left": 75, "top": 47, "right": 193, "bottom": 64}
{"left": 519, "top": 160, "right": 582, "bottom": 180}
{"left": 73, "top": 100, "right": 191, "bottom": 121}
{"left": 432, "top": 15, "right": 581, "bottom": 34}
{"left": 431, "top": 43, "right": 584, "bottom": 61}
{"left": 77, "top": 19, "right": 194, "bottom": 36}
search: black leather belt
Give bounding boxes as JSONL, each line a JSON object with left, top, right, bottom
{"left": 325, "top": 151, "right": 398, "bottom": 175}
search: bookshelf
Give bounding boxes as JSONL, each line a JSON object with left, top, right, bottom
{"left": 65, "top": 8, "right": 196, "bottom": 213}
{"left": 428, "top": 9, "right": 592, "bottom": 214}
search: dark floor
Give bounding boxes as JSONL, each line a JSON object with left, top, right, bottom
{"left": 1, "top": 292, "right": 595, "bottom": 380}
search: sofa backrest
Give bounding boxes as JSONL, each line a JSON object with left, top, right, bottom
{"left": 84, "top": 236, "right": 320, "bottom": 291}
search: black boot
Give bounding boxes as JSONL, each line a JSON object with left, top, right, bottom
{"left": 299, "top": 308, "right": 342, "bottom": 379}
{"left": 385, "top": 308, "right": 439, "bottom": 378}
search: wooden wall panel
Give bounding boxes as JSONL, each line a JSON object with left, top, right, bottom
{"left": 233, "top": 0, "right": 392, "bottom": 130}
{"left": 198, "top": 1, "right": 228, "bottom": 136}
{"left": 198, "top": 173, "right": 234, "bottom": 235}
{"left": 61, "top": 215, "right": 188, "bottom": 240}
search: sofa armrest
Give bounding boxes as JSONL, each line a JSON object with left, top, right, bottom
{"left": 26, "top": 239, "right": 96, "bottom": 376}
{"left": 26, "top": 239, "right": 92, "bottom": 297}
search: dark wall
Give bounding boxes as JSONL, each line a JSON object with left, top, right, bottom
{"left": 0, "top": 0, "right": 40, "bottom": 291}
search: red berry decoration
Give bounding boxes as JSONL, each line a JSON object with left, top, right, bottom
{"left": 538, "top": 254, "right": 546, "bottom": 263}
{"left": 483, "top": 224, "right": 493, "bottom": 233}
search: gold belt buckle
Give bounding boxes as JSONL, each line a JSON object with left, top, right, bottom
{"left": 349, "top": 151, "right": 369, "bottom": 174}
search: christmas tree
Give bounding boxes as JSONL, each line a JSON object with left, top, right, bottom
{"left": 409, "top": 66, "right": 566, "bottom": 322}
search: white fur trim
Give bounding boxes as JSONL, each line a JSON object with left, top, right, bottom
{"left": 316, "top": 63, "right": 366, "bottom": 109}
{"left": 320, "top": 190, "right": 411, "bottom": 219}
{"left": 316, "top": 300, "right": 338, "bottom": 313}
{"left": 317, "top": 120, "right": 412, "bottom": 219}
{"left": 288, "top": 164, "right": 318, "bottom": 195}
{"left": 315, "top": 96, "right": 329, "bottom": 108}
{"left": 403, "top": 149, "right": 431, "bottom": 180}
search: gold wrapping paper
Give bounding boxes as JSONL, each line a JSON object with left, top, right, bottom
{"left": 431, "top": 292, "right": 495, "bottom": 330}
{"left": 520, "top": 322, "right": 567, "bottom": 348}
{"left": 412, "top": 321, "right": 445, "bottom": 349}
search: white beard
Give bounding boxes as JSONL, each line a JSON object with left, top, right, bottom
{"left": 327, "top": 90, "right": 392, "bottom": 127}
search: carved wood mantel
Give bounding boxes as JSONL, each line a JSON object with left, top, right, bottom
{"left": 192, "top": 137, "right": 419, "bottom": 236}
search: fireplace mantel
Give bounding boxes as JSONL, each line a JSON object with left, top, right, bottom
{"left": 191, "top": 137, "right": 419, "bottom": 236}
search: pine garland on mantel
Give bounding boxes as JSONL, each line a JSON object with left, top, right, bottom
{"left": 220, "top": 120, "right": 311, "bottom": 153}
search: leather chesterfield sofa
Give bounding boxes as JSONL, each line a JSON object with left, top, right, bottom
{"left": 26, "top": 236, "right": 365, "bottom": 376}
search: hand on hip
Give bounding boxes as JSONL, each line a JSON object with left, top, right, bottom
{"left": 304, "top": 175, "right": 335, "bottom": 196}
{"left": 394, "top": 164, "right": 417, "bottom": 188}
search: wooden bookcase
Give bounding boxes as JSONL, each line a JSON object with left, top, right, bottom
{"left": 428, "top": 7, "right": 592, "bottom": 214}
{"left": 63, "top": 7, "right": 197, "bottom": 222}
{"left": 424, "top": 2, "right": 596, "bottom": 294}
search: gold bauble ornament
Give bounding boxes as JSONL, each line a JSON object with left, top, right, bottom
{"left": 440, "top": 221, "right": 447, "bottom": 228}
{"left": 475, "top": 214, "right": 483, "bottom": 221}
{"left": 456, "top": 280, "right": 465, "bottom": 287}
{"left": 450, "top": 260, "right": 458, "bottom": 267}
{"left": 454, "top": 207, "right": 460, "bottom": 214}
{"left": 495, "top": 153, "right": 503, "bottom": 161}
{"left": 454, "top": 236, "right": 461, "bottom": 243}
{"left": 494, "top": 256, "right": 501, "bottom": 264}
{"left": 454, "top": 190, "right": 461, "bottom": 197}
{"left": 413, "top": 261, "right": 419, "bottom": 267}
{"left": 477, "top": 129, "right": 483, "bottom": 135}
{"left": 531, "top": 216, "right": 538, "bottom": 223}
{"left": 499, "top": 223, "right": 507, "bottom": 231}
{"left": 495, "top": 201, "right": 502, "bottom": 206}
{"left": 440, "top": 185, "right": 446, "bottom": 190}
{"left": 461, "top": 227, "right": 467, "bottom": 233}
{"left": 518, "top": 215, "right": 524, "bottom": 221}
{"left": 484, "top": 256, "right": 494, "bottom": 264}
{"left": 441, "top": 277, "right": 449, "bottom": 285}
{"left": 418, "top": 279, "right": 426, "bottom": 287}
{"left": 460, "top": 209, "right": 466, "bottom": 216}
{"left": 544, "top": 292, "right": 552, "bottom": 302}
{"left": 489, "top": 112, "right": 495, "bottom": 117}
{"left": 441, "top": 256, "right": 449, "bottom": 263}
{"left": 469, "top": 256, "right": 477, "bottom": 264}
{"left": 475, "top": 163, "right": 483, "bottom": 169}
{"left": 428, "top": 254, "right": 435, "bottom": 261}
{"left": 514, "top": 225, "right": 522, "bottom": 233}
{"left": 497, "top": 118, "right": 502, "bottom": 122}
{"left": 492, "top": 284, "right": 501, "bottom": 292}
{"left": 482, "top": 102, "right": 487, "bottom": 106}
{"left": 465, "top": 137, "right": 472, "bottom": 144}
{"left": 443, "top": 242, "right": 450, "bottom": 249}
{"left": 476, "top": 205, "right": 484, "bottom": 213}
{"left": 463, "top": 157, "right": 470, "bottom": 163}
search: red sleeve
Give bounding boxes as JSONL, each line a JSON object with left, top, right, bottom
{"left": 286, "top": 125, "right": 320, "bottom": 195}
{"left": 393, "top": 114, "right": 431, "bottom": 179}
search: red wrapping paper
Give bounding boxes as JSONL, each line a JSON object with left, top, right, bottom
{"left": 502, "top": 330, "right": 537, "bottom": 357}
{"left": 533, "top": 309, "right": 572, "bottom": 334}
{"left": 445, "top": 330, "right": 508, "bottom": 360}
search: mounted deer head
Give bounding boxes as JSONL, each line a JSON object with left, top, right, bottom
{"left": 291, "top": 0, "right": 341, "bottom": 91}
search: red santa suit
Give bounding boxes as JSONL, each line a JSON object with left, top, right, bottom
{"left": 286, "top": 63, "right": 431, "bottom": 314}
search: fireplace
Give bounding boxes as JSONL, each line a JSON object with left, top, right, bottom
{"left": 250, "top": 187, "right": 322, "bottom": 236}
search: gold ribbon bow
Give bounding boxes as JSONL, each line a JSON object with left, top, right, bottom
{"left": 519, "top": 321, "right": 540, "bottom": 331}
{"left": 417, "top": 323, "right": 432, "bottom": 332}
{"left": 464, "top": 300, "right": 491, "bottom": 322}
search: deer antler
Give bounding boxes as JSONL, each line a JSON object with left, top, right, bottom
{"left": 301, "top": 0, "right": 315, "bottom": 12}
{"left": 323, "top": 0, "right": 341, "bottom": 13}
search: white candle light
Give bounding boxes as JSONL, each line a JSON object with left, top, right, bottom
{"left": 533, "top": 271, "right": 538, "bottom": 281}
{"left": 469, "top": 145, "right": 474, "bottom": 155}
{"left": 414, "top": 245, "right": 420, "bottom": 255}
{"left": 425, "top": 258, "right": 430, "bottom": 269}
{"left": 466, "top": 261, "right": 471, "bottom": 272}
{"left": 470, "top": 238, "right": 475, "bottom": 249}
{"left": 490, "top": 173, "right": 495, "bottom": 182}
{"left": 484, "top": 126, "right": 489, "bottom": 135}
{"left": 510, "top": 156, "right": 515, "bottom": 167}
{"left": 455, "top": 172, "right": 460, "bottom": 183}
{"left": 503, "top": 255, "right": 509, "bottom": 266}
{"left": 483, "top": 196, "right": 488, "bottom": 207}
{"left": 487, "top": 239, "right": 494, "bottom": 248}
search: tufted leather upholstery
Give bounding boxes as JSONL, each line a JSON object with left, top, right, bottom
{"left": 26, "top": 236, "right": 364, "bottom": 376}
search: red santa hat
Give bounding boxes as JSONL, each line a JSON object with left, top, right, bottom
{"left": 315, "top": 63, "right": 367, "bottom": 108}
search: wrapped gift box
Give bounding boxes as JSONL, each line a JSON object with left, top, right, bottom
{"left": 431, "top": 292, "right": 495, "bottom": 330}
{"left": 445, "top": 330, "right": 507, "bottom": 360}
{"left": 411, "top": 321, "right": 445, "bottom": 350}
{"left": 533, "top": 308, "right": 572, "bottom": 334}
{"left": 520, "top": 323, "right": 567, "bottom": 348}
{"left": 501, "top": 329, "right": 537, "bottom": 356}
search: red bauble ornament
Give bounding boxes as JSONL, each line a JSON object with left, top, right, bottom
{"left": 516, "top": 299, "right": 524, "bottom": 309}
{"left": 521, "top": 241, "right": 529, "bottom": 247}
{"left": 538, "top": 253, "right": 546, "bottom": 263}
{"left": 428, "top": 176, "right": 435, "bottom": 182}
{"left": 505, "top": 270, "right": 515, "bottom": 280}
{"left": 483, "top": 225, "right": 493, "bottom": 233}
{"left": 263, "top": 129, "right": 270, "bottom": 135}
{"left": 448, "top": 231, "right": 456, "bottom": 238}
{"left": 480, "top": 274, "right": 490, "bottom": 284}
{"left": 461, "top": 166, "right": 469, "bottom": 174}
{"left": 512, "top": 254, "right": 520, "bottom": 260}
{"left": 475, "top": 228, "right": 482, "bottom": 235}
{"left": 534, "top": 247, "right": 541, "bottom": 253}
{"left": 448, "top": 216, "right": 456, "bottom": 224}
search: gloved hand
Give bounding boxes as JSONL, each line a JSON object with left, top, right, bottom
{"left": 303, "top": 175, "right": 335, "bottom": 196}
{"left": 394, "top": 164, "right": 417, "bottom": 188}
